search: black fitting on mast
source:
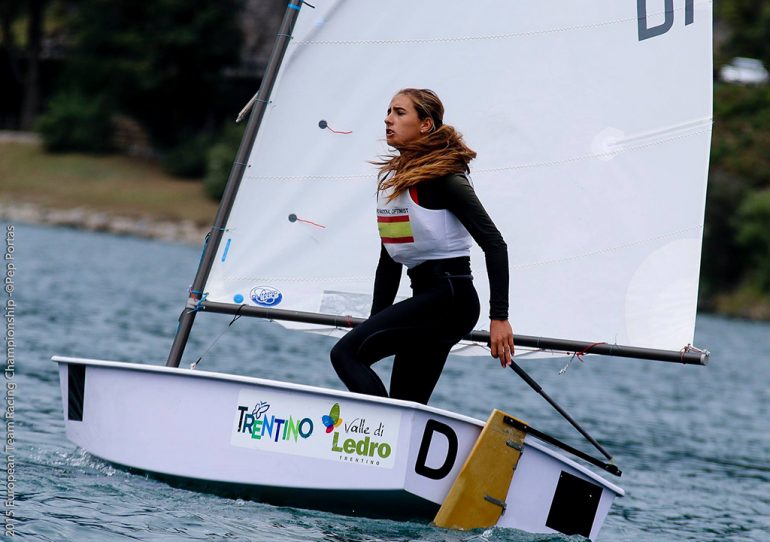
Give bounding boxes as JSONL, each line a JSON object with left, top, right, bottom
{"left": 166, "top": 3, "right": 305, "bottom": 368}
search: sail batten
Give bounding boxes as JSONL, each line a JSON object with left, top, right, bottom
{"left": 203, "top": 1, "right": 712, "bottom": 356}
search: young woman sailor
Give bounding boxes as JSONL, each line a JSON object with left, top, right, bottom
{"left": 330, "top": 88, "right": 514, "bottom": 405}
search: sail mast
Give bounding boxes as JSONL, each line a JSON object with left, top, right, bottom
{"left": 166, "top": 2, "right": 306, "bottom": 368}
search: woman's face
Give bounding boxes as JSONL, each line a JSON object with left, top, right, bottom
{"left": 384, "top": 94, "right": 433, "bottom": 148}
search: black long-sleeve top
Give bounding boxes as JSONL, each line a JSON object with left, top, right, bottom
{"left": 371, "top": 173, "right": 509, "bottom": 320}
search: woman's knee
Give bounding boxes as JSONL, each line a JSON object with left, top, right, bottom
{"left": 330, "top": 339, "right": 354, "bottom": 374}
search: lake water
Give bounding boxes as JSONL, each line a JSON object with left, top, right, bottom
{"left": 4, "top": 223, "right": 769, "bottom": 541}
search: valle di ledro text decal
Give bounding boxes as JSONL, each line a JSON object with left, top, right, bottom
{"left": 231, "top": 390, "right": 400, "bottom": 468}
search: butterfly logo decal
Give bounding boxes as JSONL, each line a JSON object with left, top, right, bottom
{"left": 322, "top": 403, "right": 342, "bottom": 433}
{"left": 252, "top": 401, "right": 270, "bottom": 419}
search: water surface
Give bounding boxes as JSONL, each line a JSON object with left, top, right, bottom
{"left": 6, "top": 223, "right": 769, "bottom": 541}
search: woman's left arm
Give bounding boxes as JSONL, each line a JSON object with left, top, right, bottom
{"left": 441, "top": 175, "right": 514, "bottom": 366}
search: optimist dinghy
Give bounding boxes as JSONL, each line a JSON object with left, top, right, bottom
{"left": 55, "top": 1, "right": 712, "bottom": 538}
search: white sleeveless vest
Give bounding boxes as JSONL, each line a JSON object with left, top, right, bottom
{"left": 376, "top": 185, "right": 472, "bottom": 269}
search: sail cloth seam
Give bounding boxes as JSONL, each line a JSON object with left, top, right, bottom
{"left": 291, "top": 2, "right": 711, "bottom": 46}
{"left": 242, "top": 125, "right": 712, "bottom": 182}
{"left": 479, "top": 124, "right": 713, "bottom": 173}
{"left": 215, "top": 275, "right": 372, "bottom": 282}
{"left": 243, "top": 172, "right": 372, "bottom": 181}
{"left": 212, "top": 224, "right": 702, "bottom": 281}
{"left": 608, "top": 117, "right": 712, "bottom": 149}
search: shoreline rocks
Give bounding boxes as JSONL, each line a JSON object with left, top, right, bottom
{"left": 0, "top": 201, "right": 209, "bottom": 245}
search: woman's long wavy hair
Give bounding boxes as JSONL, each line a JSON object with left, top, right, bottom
{"left": 375, "top": 89, "right": 476, "bottom": 201}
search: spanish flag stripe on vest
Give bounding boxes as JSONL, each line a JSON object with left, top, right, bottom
{"left": 378, "top": 215, "right": 409, "bottom": 223}
{"left": 378, "top": 215, "right": 414, "bottom": 244}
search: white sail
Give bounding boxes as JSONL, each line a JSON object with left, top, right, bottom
{"left": 203, "top": 0, "right": 713, "bottom": 354}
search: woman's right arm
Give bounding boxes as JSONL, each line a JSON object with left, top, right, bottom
{"left": 370, "top": 244, "right": 402, "bottom": 316}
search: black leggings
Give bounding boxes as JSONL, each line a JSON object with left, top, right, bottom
{"left": 330, "top": 272, "right": 480, "bottom": 405}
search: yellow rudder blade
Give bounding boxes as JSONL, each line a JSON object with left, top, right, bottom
{"left": 433, "top": 409, "right": 526, "bottom": 530}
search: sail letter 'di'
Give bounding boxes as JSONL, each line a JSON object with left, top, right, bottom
{"left": 203, "top": 0, "right": 712, "bottom": 355}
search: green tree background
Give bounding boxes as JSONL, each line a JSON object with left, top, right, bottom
{"left": 1, "top": 0, "right": 770, "bottom": 317}
{"left": 704, "top": 1, "right": 770, "bottom": 316}
{"left": 39, "top": 0, "right": 243, "bottom": 174}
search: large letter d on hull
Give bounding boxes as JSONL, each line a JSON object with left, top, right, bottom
{"left": 414, "top": 420, "right": 458, "bottom": 480}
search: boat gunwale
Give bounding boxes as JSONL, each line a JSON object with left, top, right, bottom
{"left": 52, "top": 355, "right": 484, "bottom": 425}
{"left": 52, "top": 355, "right": 624, "bottom": 495}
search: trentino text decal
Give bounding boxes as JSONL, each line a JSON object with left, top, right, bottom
{"left": 234, "top": 401, "right": 314, "bottom": 443}
{"left": 231, "top": 391, "right": 400, "bottom": 469}
{"left": 231, "top": 392, "right": 319, "bottom": 457}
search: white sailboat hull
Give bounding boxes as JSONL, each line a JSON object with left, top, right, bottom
{"left": 54, "top": 356, "right": 622, "bottom": 538}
